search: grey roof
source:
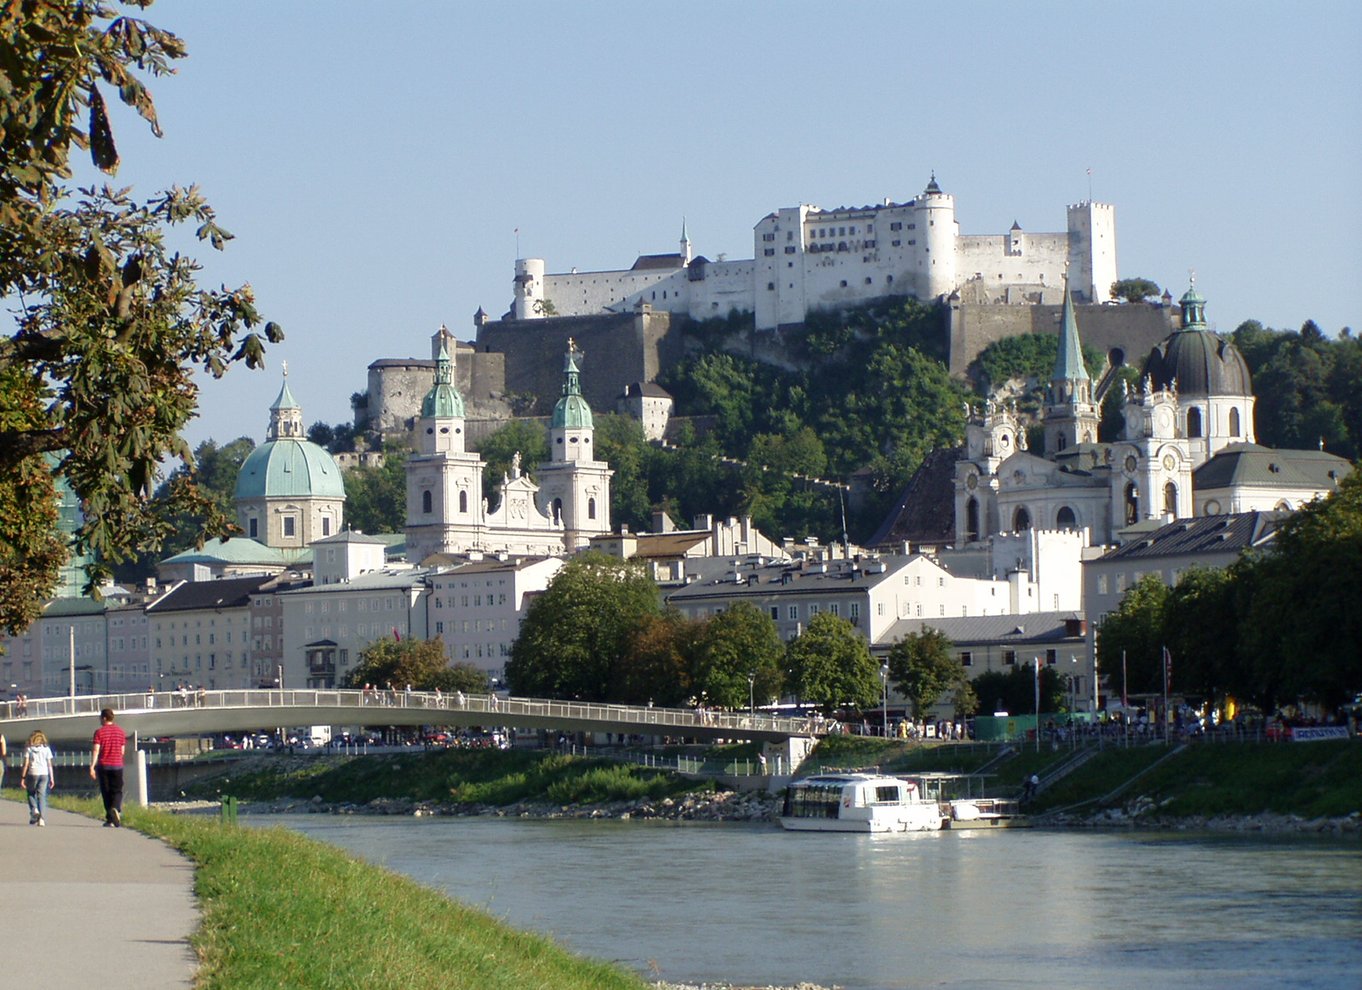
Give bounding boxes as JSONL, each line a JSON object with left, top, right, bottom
{"left": 877, "top": 611, "right": 1085, "bottom": 649}
{"left": 146, "top": 575, "right": 275, "bottom": 613}
{"left": 1193, "top": 443, "right": 1352, "bottom": 492}
{"left": 1144, "top": 328, "right": 1252, "bottom": 398}
{"left": 310, "top": 530, "right": 389, "bottom": 546}
{"left": 665, "top": 555, "right": 906, "bottom": 604}
{"left": 1099, "top": 512, "right": 1283, "bottom": 562}
{"left": 277, "top": 569, "right": 431, "bottom": 596}
{"left": 630, "top": 253, "right": 684, "bottom": 271}
{"left": 42, "top": 597, "right": 110, "bottom": 618}
{"left": 868, "top": 447, "right": 962, "bottom": 549}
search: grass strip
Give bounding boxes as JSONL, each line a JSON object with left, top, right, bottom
{"left": 51, "top": 795, "right": 649, "bottom": 990}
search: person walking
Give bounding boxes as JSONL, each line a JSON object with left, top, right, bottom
{"left": 90, "top": 707, "right": 128, "bottom": 827}
{"left": 20, "top": 730, "right": 55, "bottom": 826}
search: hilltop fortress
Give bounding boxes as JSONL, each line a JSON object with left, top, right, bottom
{"left": 362, "top": 177, "right": 1173, "bottom": 438}
{"left": 511, "top": 175, "right": 1118, "bottom": 328}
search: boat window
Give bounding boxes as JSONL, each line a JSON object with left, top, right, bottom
{"left": 874, "top": 786, "right": 901, "bottom": 803}
{"left": 782, "top": 783, "right": 843, "bottom": 819}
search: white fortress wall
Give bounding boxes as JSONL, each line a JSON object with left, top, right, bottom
{"left": 956, "top": 232, "right": 1070, "bottom": 298}
{"left": 541, "top": 266, "right": 683, "bottom": 317}
{"left": 687, "top": 259, "right": 756, "bottom": 318}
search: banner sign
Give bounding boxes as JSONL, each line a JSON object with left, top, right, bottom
{"left": 1290, "top": 726, "right": 1349, "bottom": 742}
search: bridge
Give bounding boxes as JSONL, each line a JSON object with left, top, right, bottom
{"left": 0, "top": 688, "right": 821, "bottom": 747}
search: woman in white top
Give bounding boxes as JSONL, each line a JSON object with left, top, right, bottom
{"left": 20, "top": 730, "right": 55, "bottom": 826}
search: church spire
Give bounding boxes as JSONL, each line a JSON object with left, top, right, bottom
{"left": 1052, "top": 277, "right": 1091, "bottom": 383}
{"left": 1044, "top": 272, "right": 1100, "bottom": 453}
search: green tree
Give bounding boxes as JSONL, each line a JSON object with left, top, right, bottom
{"left": 593, "top": 413, "right": 653, "bottom": 533}
{"left": 506, "top": 553, "right": 662, "bottom": 701}
{"left": 1096, "top": 575, "right": 1171, "bottom": 698}
{"left": 784, "top": 612, "right": 880, "bottom": 714}
{"left": 970, "top": 664, "right": 1064, "bottom": 717}
{"left": 1160, "top": 567, "right": 1240, "bottom": 710}
{"left": 689, "top": 601, "right": 785, "bottom": 710}
{"left": 342, "top": 637, "right": 459, "bottom": 691}
{"left": 0, "top": 3, "right": 280, "bottom": 632}
{"left": 1239, "top": 473, "right": 1362, "bottom": 711}
{"left": 343, "top": 446, "right": 409, "bottom": 535}
{"left": 616, "top": 611, "right": 695, "bottom": 707}
{"left": 1109, "top": 278, "right": 1161, "bottom": 304}
{"left": 886, "top": 628, "right": 973, "bottom": 720}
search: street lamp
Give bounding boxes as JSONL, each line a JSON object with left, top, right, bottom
{"left": 747, "top": 671, "right": 755, "bottom": 717}
{"left": 1034, "top": 656, "right": 1042, "bottom": 753}
{"left": 880, "top": 663, "right": 889, "bottom": 738}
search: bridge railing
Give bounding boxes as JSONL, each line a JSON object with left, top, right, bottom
{"left": 0, "top": 689, "right": 820, "bottom": 738}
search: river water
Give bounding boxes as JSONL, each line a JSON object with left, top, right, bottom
{"left": 272, "top": 815, "right": 1361, "bottom": 990}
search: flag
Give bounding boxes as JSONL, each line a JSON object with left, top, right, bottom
{"left": 1163, "top": 645, "right": 1172, "bottom": 692}
{"left": 393, "top": 627, "right": 401, "bottom": 642}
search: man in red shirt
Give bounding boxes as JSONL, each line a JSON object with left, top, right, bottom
{"left": 89, "top": 707, "right": 128, "bottom": 827}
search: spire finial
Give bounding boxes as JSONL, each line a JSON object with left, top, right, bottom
{"left": 281, "top": 359, "right": 288, "bottom": 378}
{"left": 1188, "top": 268, "right": 1196, "bottom": 289}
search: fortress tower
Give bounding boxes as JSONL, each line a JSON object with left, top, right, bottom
{"left": 1066, "top": 201, "right": 1117, "bottom": 303}
{"left": 914, "top": 173, "right": 959, "bottom": 300}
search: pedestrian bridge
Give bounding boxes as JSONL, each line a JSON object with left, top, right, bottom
{"left": 0, "top": 688, "right": 821, "bottom": 747}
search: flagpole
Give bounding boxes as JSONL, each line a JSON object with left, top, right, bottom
{"left": 1163, "top": 646, "right": 1171, "bottom": 744}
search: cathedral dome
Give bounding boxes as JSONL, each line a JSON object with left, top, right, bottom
{"left": 1143, "top": 282, "right": 1253, "bottom": 398}
{"left": 234, "top": 437, "right": 345, "bottom": 501}
{"left": 234, "top": 378, "right": 346, "bottom": 501}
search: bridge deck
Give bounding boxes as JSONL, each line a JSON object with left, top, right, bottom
{"left": 0, "top": 689, "right": 820, "bottom": 745}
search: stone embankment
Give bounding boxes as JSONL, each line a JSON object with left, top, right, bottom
{"left": 225, "top": 788, "right": 784, "bottom": 823}
{"left": 1043, "top": 803, "right": 1362, "bottom": 835}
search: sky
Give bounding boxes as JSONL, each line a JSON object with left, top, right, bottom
{"left": 63, "top": 0, "right": 1362, "bottom": 450}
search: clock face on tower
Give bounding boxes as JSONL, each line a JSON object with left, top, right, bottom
{"left": 1163, "top": 454, "right": 1177, "bottom": 471}
{"left": 1124, "top": 455, "right": 1137, "bottom": 473}
{"left": 966, "top": 473, "right": 978, "bottom": 491}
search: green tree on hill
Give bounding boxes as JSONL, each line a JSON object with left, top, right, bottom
{"left": 342, "top": 446, "right": 409, "bottom": 535}
{"left": 1109, "top": 278, "right": 1161, "bottom": 304}
{"left": 886, "top": 628, "right": 977, "bottom": 719}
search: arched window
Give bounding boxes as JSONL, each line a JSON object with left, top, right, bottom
{"left": 422, "top": 490, "right": 432, "bottom": 514}
{"left": 1229, "top": 407, "right": 1241, "bottom": 437}
{"left": 1013, "top": 507, "right": 1031, "bottom": 531}
{"left": 966, "top": 497, "right": 980, "bottom": 543}
{"left": 552, "top": 498, "right": 563, "bottom": 524}
{"left": 1164, "top": 482, "right": 1178, "bottom": 516}
{"left": 1187, "top": 407, "right": 1203, "bottom": 438}
{"left": 1125, "top": 482, "right": 1139, "bottom": 525}
{"left": 458, "top": 490, "right": 468, "bottom": 514}
{"left": 1056, "top": 506, "right": 1077, "bottom": 529}
{"left": 587, "top": 497, "right": 597, "bottom": 520}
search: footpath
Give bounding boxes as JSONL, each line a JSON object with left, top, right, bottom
{"left": 0, "top": 794, "right": 199, "bottom": 989}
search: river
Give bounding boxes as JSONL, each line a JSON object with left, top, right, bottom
{"left": 271, "top": 815, "right": 1361, "bottom": 990}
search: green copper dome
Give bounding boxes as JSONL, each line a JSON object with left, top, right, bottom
{"left": 234, "top": 439, "right": 346, "bottom": 500}
{"left": 550, "top": 348, "right": 594, "bottom": 429}
{"left": 421, "top": 342, "right": 465, "bottom": 419}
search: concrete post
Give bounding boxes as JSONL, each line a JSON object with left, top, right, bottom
{"left": 132, "top": 748, "right": 148, "bottom": 808}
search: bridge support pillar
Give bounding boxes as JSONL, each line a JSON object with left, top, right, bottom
{"left": 767, "top": 736, "right": 815, "bottom": 777}
{"left": 131, "top": 748, "right": 148, "bottom": 808}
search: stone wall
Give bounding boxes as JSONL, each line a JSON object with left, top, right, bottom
{"left": 948, "top": 301, "right": 1174, "bottom": 377}
{"left": 475, "top": 308, "right": 685, "bottom": 417}
{"left": 364, "top": 342, "right": 510, "bottom": 436}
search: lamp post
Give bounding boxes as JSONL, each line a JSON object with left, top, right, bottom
{"left": 1034, "top": 656, "right": 1042, "bottom": 753}
{"left": 747, "top": 671, "right": 755, "bottom": 717}
{"left": 880, "top": 663, "right": 889, "bottom": 738}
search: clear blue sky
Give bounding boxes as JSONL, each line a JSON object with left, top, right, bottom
{"left": 77, "top": 1, "right": 1362, "bottom": 449}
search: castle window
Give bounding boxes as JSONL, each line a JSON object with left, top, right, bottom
{"left": 892, "top": 240, "right": 901, "bottom": 247}
{"left": 886, "top": 275, "right": 894, "bottom": 284}
{"left": 1164, "top": 482, "right": 1178, "bottom": 515}
{"left": 249, "top": 518, "right": 258, "bottom": 539}
{"left": 784, "top": 246, "right": 796, "bottom": 254}
{"left": 1187, "top": 407, "right": 1203, "bottom": 438}
{"left": 459, "top": 490, "right": 468, "bottom": 513}
{"left": 283, "top": 516, "right": 296, "bottom": 538}
{"left": 1056, "top": 506, "right": 1077, "bottom": 529}
{"left": 422, "top": 490, "right": 432, "bottom": 514}
{"left": 1013, "top": 507, "right": 1032, "bottom": 531}
{"left": 1229, "top": 407, "right": 1241, "bottom": 437}
{"left": 840, "top": 280, "right": 848, "bottom": 288}
{"left": 767, "top": 282, "right": 775, "bottom": 291}
{"left": 322, "top": 517, "right": 332, "bottom": 536}
{"left": 588, "top": 497, "right": 597, "bottom": 520}
{"left": 865, "top": 277, "right": 873, "bottom": 285}
{"left": 764, "top": 249, "right": 775, "bottom": 257}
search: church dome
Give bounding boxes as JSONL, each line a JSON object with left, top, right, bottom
{"left": 234, "top": 437, "right": 345, "bottom": 501}
{"left": 234, "top": 377, "right": 346, "bottom": 501}
{"left": 1143, "top": 281, "right": 1253, "bottom": 398}
{"left": 421, "top": 341, "right": 465, "bottom": 419}
{"left": 550, "top": 347, "right": 594, "bottom": 429}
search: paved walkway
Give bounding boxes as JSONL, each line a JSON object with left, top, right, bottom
{"left": 0, "top": 792, "right": 199, "bottom": 989}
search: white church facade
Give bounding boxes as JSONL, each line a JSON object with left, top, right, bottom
{"left": 405, "top": 340, "right": 612, "bottom": 562}
{"left": 509, "top": 176, "right": 1117, "bottom": 330}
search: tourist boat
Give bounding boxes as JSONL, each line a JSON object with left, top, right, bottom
{"left": 779, "top": 772, "right": 947, "bottom": 832}
{"left": 943, "top": 795, "right": 1026, "bottom": 829}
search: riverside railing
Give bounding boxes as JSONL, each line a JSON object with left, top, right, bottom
{"left": 0, "top": 689, "right": 821, "bottom": 740}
